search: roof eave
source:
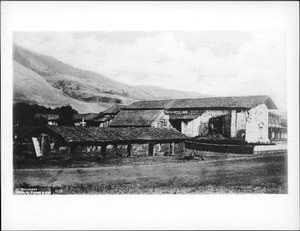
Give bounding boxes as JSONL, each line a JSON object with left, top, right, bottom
{"left": 109, "top": 125, "right": 152, "bottom": 127}
{"left": 264, "top": 97, "right": 278, "bottom": 109}
{"left": 126, "top": 107, "right": 251, "bottom": 111}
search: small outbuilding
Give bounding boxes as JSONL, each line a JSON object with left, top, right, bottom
{"left": 97, "top": 105, "right": 124, "bottom": 127}
{"left": 35, "top": 113, "right": 59, "bottom": 126}
{"left": 109, "top": 109, "right": 172, "bottom": 129}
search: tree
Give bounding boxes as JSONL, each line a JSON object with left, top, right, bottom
{"left": 57, "top": 105, "right": 77, "bottom": 126}
{"left": 13, "top": 103, "right": 34, "bottom": 125}
{"left": 13, "top": 102, "right": 78, "bottom": 126}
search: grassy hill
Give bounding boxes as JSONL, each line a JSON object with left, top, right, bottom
{"left": 13, "top": 44, "right": 205, "bottom": 113}
{"left": 13, "top": 61, "right": 110, "bottom": 113}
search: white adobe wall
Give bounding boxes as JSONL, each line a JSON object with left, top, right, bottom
{"left": 177, "top": 105, "right": 269, "bottom": 142}
{"left": 245, "top": 103, "right": 269, "bottom": 143}
{"left": 182, "top": 110, "right": 231, "bottom": 137}
{"left": 181, "top": 116, "right": 201, "bottom": 137}
{"left": 237, "top": 111, "right": 247, "bottom": 130}
{"left": 151, "top": 111, "right": 172, "bottom": 129}
{"left": 234, "top": 110, "right": 247, "bottom": 139}
{"left": 230, "top": 110, "right": 237, "bottom": 137}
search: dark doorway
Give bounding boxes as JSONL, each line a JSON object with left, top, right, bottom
{"left": 170, "top": 120, "right": 181, "bottom": 132}
{"left": 209, "top": 116, "right": 223, "bottom": 134}
{"left": 208, "top": 115, "right": 231, "bottom": 138}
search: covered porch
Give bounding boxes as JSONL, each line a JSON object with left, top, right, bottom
{"left": 14, "top": 126, "right": 188, "bottom": 161}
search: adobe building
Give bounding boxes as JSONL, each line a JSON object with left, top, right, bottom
{"left": 97, "top": 105, "right": 124, "bottom": 128}
{"left": 268, "top": 111, "right": 287, "bottom": 142}
{"left": 109, "top": 109, "right": 172, "bottom": 129}
{"left": 123, "top": 95, "right": 279, "bottom": 143}
{"left": 35, "top": 113, "right": 59, "bottom": 126}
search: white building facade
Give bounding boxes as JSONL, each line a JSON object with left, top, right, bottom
{"left": 125, "top": 95, "right": 278, "bottom": 143}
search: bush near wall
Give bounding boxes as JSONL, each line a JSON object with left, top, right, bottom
{"left": 186, "top": 141, "right": 254, "bottom": 154}
{"left": 193, "top": 135, "right": 275, "bottom": 146}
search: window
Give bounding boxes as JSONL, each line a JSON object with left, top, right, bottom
{"left": 163, "top": 119, "right": 168, "bottom": 126}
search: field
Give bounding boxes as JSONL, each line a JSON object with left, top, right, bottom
{"left": 13, "top": 152, "right": 287, "bottom": 194}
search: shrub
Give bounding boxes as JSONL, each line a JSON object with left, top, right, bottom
{"left": 193, "top": 133, "right": 274, "bottom": 146}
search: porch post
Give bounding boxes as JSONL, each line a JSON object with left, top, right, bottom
{"left": 114, "top": 144, "right": 120, "bottom": 157}
{"left": 148, "top": 143, "right": 154, "bottom": 156}
{"left": 101, "top": 144, "right": 106, "bottom": 158}
{"left": 181, "top": 142, "right": 185, "bottom": 154}
{"left": 127, "top": 144, "right": 132, "bottom": 157}
{"left": 70, "top": 144, "right": 77, "bottom": 159}
{"left": 41, "top": 133, "right": 47, "bottom": 156}
{"left": 170, "top": 143, "right": 175, "bottom": 155}
{"left": 230, "top": 110, "right": 237, "bottom": 138}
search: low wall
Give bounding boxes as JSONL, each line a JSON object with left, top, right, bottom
{"left": 253, "top": 144, "right": 287, "bottom": 154}
{"left": 185, "top": 141, "right": 254, "bottom": 154}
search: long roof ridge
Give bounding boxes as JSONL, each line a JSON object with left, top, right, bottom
{"left": 134, "top": 94, "right": 270, "bottom": 103}
{"left": 125, "top": 95, "right": 276, "bottom": 110}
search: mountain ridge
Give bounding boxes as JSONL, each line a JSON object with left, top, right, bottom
{"left": 13, "top": 44, "right": 206, "bottom": 113}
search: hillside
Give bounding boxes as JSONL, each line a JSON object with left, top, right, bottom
{"left": 13, "top": 44, "right": 205, "bottom": 113}
{"left": 13, "top": 61, "right": 109, "bottom": 113}
{"left": 134, "top": 85, "right": 204, "bottom": 99}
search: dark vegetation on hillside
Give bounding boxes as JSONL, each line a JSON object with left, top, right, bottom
{"left": 82, "top": 96, "right": 122, "bottom": 104}
{"left": 52, "top": 80, "right": 123, "bottom": 104}
{"left": 13, "top": 102, "right": 78, "bottom": 126}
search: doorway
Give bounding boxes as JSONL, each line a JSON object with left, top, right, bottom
{"left": 170, "top": 120, "right": 181, "bottom": 132}
{"left": 208, "top": 114, "right": 231, "bottom": 138}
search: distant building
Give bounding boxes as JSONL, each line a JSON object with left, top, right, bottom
{"left": 124, "top": 95, "right": 279, "bottom": 143}
{"left": 97, "top": 105, "right": 124, "bottom": 127}
{"left": 268, "top": 111, "right": 287, "bottom": 141}
{"left": 109, "top": 109, "right": 172, "bottom": 129}
{"left": 73, "top": 113, "right": 101, "bottom": 127}
{"left": 72, "top": 105, "right": 125, "bottom": 127}
{"left": 35, "top": 113, "right": 59, "bottom": 126}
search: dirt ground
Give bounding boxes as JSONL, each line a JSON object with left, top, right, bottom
{"left": 14, "top": 150, "right": 254, "bottom": 169}
{"left": 13, "top": 151, "right": 287, "bottom": 194}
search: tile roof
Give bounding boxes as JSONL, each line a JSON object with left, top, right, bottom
{"left": 109, "top": 110, "right": 164, "bottom": 127}
{"left": 73, "top": 113, "right": 100, "bottom": 121}
{"left": 165, "top": 110, "right": 203, "bottom": 120}
{"left": 100, "top": 104, "right": 124, "bottom": 115}
{"left": 94, "top": 116, "right": 114, "bottom": 123}
{"left": 14, "top": 126, "right": 43, "bottom": 141}
{"left": 125, "top": 95, "right": 277, "bottom": 110}
{"left": 45, "top": 126, "right": 188, "bottom": 144}
{"left": 269, "top": 109, "right": 287, "bottom": 118}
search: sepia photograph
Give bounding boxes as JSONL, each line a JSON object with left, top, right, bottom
{"left": 2, "top": 1, "right": 299, "bottom": 230}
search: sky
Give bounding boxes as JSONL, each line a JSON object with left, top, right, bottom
{"left": 13, "top": 31, "right": 287, "bottom": 110}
